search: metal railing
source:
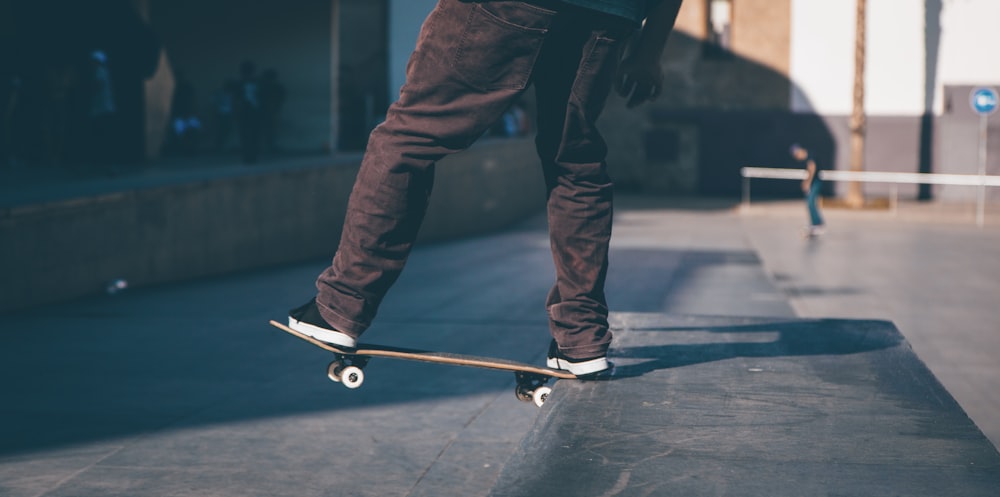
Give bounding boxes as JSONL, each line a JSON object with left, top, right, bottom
{"left": 740, "top": 167, "right": 1000, "bottom": 226}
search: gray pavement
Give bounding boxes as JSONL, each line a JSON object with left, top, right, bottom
{"left": 493, "top": 315, "right": 999, "bottom": 496}
{"left": 0, "top": 234, "right": 558, "bottom": 497}
{"left": 741, "top": 199, "right": 1000, "bottom": 449}
{"left": 2, "top": 193, "right": 999, "bottom": 496}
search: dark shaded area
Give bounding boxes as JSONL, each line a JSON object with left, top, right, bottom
{"left": 649, "top": 108, "right": 836, "bottom": 198}
{"left": 631, "top": 30, "right": 836, "bottom": 198}
{"left": 0, "top": 239, "right": 783, "bottom": 457}
{"left": 2, "top": 0, "right": 160, "bottom": 171}
{"left": 0, "top": 273, "right": 525, "bottom": 457}
{"left": 337, "top": 0, "right": 390, "bottom": 152}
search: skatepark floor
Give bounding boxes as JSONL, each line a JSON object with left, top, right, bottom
{"left": 2, "top": 194, "right": 999, "bottom": 496}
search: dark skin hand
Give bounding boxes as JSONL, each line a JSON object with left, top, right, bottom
{"left": 616, "top": 0, "right": 683, "bottom": 108}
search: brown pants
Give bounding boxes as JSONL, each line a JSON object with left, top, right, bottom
{"left": 315, "top": 0, "right": 633, "bottom": 359}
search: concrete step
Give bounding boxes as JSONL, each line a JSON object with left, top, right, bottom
{"left": 490, "top": 313, "right": 1000, "bottom": 497}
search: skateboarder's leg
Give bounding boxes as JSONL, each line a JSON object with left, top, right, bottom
{"left": 533, "top": 10, "right": 633, "bottom": 371}
{"left": 298, "top": 0, "right": 557, "bottom": 340}
{"left": 807, "top": 180, "right": 824, "bottom": 229}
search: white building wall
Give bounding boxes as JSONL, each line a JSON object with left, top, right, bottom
{"left": 866, "top": 0, "right": 925, "bottom": 115}
{"left": 789, "top": 0, "right": 855, "bottom": 114}
{"left": 791, "top": 0, "right": 1000, "bottom": 117}
{"left": 937, "top": 0, "right": 1000, "bottom": 110}
{"left": 790, "top": 0, "right": 925, "bottom": 116}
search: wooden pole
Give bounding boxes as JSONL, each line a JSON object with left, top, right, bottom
{"left": 847, "top": 0, "right": 867, "bottom": 208}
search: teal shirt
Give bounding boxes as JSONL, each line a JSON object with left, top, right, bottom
{"left": 559, "top": 0, "right": 655, "bottom": 25}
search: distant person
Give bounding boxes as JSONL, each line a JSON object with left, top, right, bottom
{"left": 259, "top": 68, "right": 286, "bottom": 154}
{"left": 790, "top": 143, "right": 825, "bottom": 237}
{"left": 286, "top": 0, "right": 684, "bottom": 377}
{"left": 164, "top": 71, "right": 202, "bottom": 156}
{"left": 235, "top": 60, "right": 261, "bottom": 164}
{"left": 211, "top": 79, "right": 238, "bottom": 151}
{"left": 83, "top": 50, "right": 118, "bottom": 170}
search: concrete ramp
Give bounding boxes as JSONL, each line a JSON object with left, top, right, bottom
{"left": 490, "top": 313, "right": 1000, "bottom": 496}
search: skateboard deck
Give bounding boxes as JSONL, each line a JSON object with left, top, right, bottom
{"left": 269, "top": 320, "right": 575, "bottom": 406}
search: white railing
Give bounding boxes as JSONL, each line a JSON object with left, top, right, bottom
{"left": 740, "top": 167, "right": 1000, "bottom": 226}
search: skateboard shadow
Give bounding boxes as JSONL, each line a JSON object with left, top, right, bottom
{"left": 606, "top": 318, "right": 904, "bottom": 379}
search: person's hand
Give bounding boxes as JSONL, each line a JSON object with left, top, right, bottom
{"left": 615, "top": 0, "right": 682, "bottom": 108}
{"left": 616, "top": 55, "right": 663, "bottom": 108}
{"left": 801, "top": 180, "right": 810, "bottom": 193}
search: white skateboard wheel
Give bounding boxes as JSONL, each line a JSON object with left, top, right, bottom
{"left": 340, "top": 365, "right": 365, "bottom": 389}
{"left": 327, "top": 360, "right": 344, "bottom": 383}
{"left": 532, "top": 386, "right": 552, "bottom": 407}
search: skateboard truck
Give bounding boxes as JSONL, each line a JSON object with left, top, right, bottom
{"left": 514, "top": 372, "right": 554, "bottom": 407}
{"left": 327, "top": 356, "right": 369, "bottom": 390}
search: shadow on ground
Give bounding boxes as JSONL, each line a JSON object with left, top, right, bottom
{"left": 609, "top": 318, "right": 903, "bottom": 379}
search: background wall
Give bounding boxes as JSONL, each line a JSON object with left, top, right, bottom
{"left": 0, "top": 139, "right": 545, "bottom": 313}
{"left": 148, "top": 0, "right": 336, "bottom": 153}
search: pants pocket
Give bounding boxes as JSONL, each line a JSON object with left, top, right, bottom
{"left": 451, "top": 2, "right": 554, "bottom": 91}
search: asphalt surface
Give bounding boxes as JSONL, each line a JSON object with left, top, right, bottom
{"left": 2, "top": 192, "right": 999, "bottom": 496}
{"left": 493, "top": 315, "right": 999, "bottom": 496}
{"left": 741, "top": 198, "right": 1000, "bottom": 449}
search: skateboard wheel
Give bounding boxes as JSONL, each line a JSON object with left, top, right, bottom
{"left": 532, "top": 386, "right": 552, "bottom": 407}
{"left": 327, "top": 360, "right": 344, "bottom": 383}
{"left": 339, "top": 365, "right": 365, "bottom": 389}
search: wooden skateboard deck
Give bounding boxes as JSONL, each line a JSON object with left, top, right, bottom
{"left": 269, "top": 320, "right": 575, "bottom": 406}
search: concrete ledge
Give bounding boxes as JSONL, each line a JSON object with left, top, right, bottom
{"left": 490, "top": 313, "right": 1000, "bottom": 497}
{"left": 0, "top": 138, "right": 545, "bottom": 312}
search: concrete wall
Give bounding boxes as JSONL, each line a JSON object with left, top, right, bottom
{"left": 0, "top": 139, "right": 545, "bottom": 313}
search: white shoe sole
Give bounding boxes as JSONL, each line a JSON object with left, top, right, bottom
{"left": 547, "top": 356, "right": 610, "bottom": 376}
{"left": 288, "top": 317, "right": 357, "bottom": 349}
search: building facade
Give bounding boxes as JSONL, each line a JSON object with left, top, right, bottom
{"left": 621, "top": 0, "right": 1000, "bottom": 199}
{"left": 125, "top": 0, "right": 1000, "bottom": 199}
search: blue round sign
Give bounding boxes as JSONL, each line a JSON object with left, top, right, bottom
{"left": 970, "top": 87, "right": 998, "bottom": 115}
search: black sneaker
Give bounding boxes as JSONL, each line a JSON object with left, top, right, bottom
{"left": 546, "top": 340, "right": 610, "bottom": 377}
{"left": 288, "top": 298, "right": 357, "bottom": 349}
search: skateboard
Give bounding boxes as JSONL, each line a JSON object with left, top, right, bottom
{"left": 269, "top": 320, "right": 577, "bottom": 407}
